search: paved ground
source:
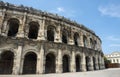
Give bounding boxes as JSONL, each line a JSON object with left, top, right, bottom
{"left": 0, "top": 68, "right": 120, "bottom": 77}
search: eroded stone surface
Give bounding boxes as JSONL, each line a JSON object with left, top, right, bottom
{"left": 0, "top": 1, "right": 105, "bottom": 75}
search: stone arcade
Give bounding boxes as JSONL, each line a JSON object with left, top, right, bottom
{"left": 0, "top": 1, "right": 105, "bottom": 75}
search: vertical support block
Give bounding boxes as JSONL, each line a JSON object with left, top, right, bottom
{"left": 12, "top": 45, "right": 22, "bottom": 75}
{"left": 56, "top": 49, "right": 62, "bottom": 73}
{"left": 36, "top": 45, "right": 45, "bottom": 74}
{"left": 81, "top": 52, "right": 86, "bottom": 72}
{"left": 70, "top": 51, "right": 76, "bottom": 72}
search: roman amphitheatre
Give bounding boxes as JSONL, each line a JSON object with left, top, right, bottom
{"left": 0, "top": 1, "right": 105, "bottom": 76}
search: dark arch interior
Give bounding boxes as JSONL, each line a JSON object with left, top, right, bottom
{"left": 0, "top": 51, "right": 14, "bottom": 74}
{"left": 93, "top": 57, "right": 96, "bottom": 70}
{"left": 76, "top": 55, "right": 81, "bottom": 72}
{"left": 62, "top": 30, "right": 68, "bottom": 44}
{"left": 7, "top": 19, "right": 19, "bottom": 37}
{"left": 74, "top": 33, "right": 79, "bottom": 46}
{"left": 28, "top": 22, "right": 39, "bottom": 39}
{"left": 63, "top": 55, "right": 69, "bottom": 72}
{"left": 85, "top": 56, "right": 90, "bottom": 71}
{"left": 45, "top": 53, "right": 56, "bottom": 73}
{"left": 47, "top": 26, "right": 54, "bottom": 41}
{"left": 22, "top": 52, "right": 37, "bottom": 74}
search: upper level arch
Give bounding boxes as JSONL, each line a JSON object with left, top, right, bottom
{"left": 7, "top": 18, "right": 19, "bottom": 37}
{"left": 28, "top": 21, "right": 39, "bottom": 39}
{"left": 74, "top": 32, "right": 80, "bottom": 46}
{"left": 90, "top": 38, "right": 94, "bottom": 49}
{"left": 47, "top": 25, "right": 55, "bottom": 42}
{"left": 62, "top": 29, "right": 68, "bottom": 44}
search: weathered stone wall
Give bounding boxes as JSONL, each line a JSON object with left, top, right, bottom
{"left": 0, "top": 1, "right": 105, "bottom": 75}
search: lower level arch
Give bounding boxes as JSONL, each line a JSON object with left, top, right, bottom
{"left": 0, "top": 51, "right": 14, "bottom": 74}
{"left": 22, "top": 52, "right": 37, "bottom": 74}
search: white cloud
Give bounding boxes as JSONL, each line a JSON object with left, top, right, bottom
{"left": 106, "top": 36, "right": 120, "bottom": 41}
{"left": 109, "top": 44, "right": 120, "bottom": 47}
{"left": 50, "top": 7, "right": 76, "bottom": 18}
{"left": 98, "top": 4, "right": 120, "bottom": 18}
{"left": 57, "top": 7, "right": 65, "bottom": 12}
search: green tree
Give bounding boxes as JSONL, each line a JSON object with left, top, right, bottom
{"left": 104, "top": 56, "right": 111, "bottom": 68}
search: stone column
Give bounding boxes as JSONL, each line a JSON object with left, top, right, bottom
{"left": 37, "top": 19, "right": 45, "bottom": 40}
{"left": 36, "top": 56, "right": 40, "bottom": 74}
{"left": 68, "top": 31, "right": 74, "bottom": 45}
{"left": 1, "top": 20, "right": 7, "bottom": 36}
{"left": 95, "top": 55, "right": 99, "bottom": 70}
{"left": 101, "top": 56, "right": 105, "bottom": 69}
{"left": 89, "top": 57, "right": 94, "bottom": 71}
{"left": 12, "top": 45, "right": 23, "bottom": 74}
{"left": 70, "top": 51, "right": 76, "bottom": 72}
{"left": 81, "top": 52, "right": 86, "bottom": 71}
{"left": 54, "top": 25, "right": 62, "bottom": 43}
{"left": 56, "top": 49, "right": 62, "bottom": 73}
{"left": 80, "top": 32, "right": 84, "bottom": 47}
{"left": 87, "top": 36, "right": 91, "bottom": 48}
{"left": 17, "top": 12, "right": 26, "bottom": 38}
{"left": 0, "top": 9, "right": 6, "bottom": 34}
{"left": 36, "top": 45, "right": 45, "bottom": 74}
{"left": 19, "top": 57, "right": 24, "bottom": 74}
{"left": 98, "top": 55, "right": 102, "bottom": 69}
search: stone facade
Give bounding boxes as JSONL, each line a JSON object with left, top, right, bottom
{"left": 0, "top": 1, "right": 105, "bottom": 75}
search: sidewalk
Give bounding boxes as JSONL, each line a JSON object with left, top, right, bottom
{"left": 0, "top": 68, "right": 120, "bottom": 77}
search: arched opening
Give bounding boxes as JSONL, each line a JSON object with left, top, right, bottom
{"left": 85, "top": 56, "right": 90, "bottom": 71}
{"left": 7, "top": 18, "right": 19, "bottom": 37}
{"left": 83, "top": 35, "right": 87, "bottom": 47}
{"left": 47, "top": 26, "right": 55, "bottom": 41}
{"left": 0, "top": 51, "right": 14, "bottom": 74}
{"left": 45, "top": 53, "right": 56, "bottom": 73}
{"left": 74, "top": 32, "right": 80, "bottom": 46}
{"left": 75, "top": 55, "right": 81, "bottom": 72}
{"left": 22, "top": 52, "right": 37, "bottom": 74}
{"left": 62, "top": 30, "right": 68, "bottom": 44}
{"left": 90, "top": 38, "right": 94, "bottom": 49}
{"left": 63, "top": 55, "right": 70, "bottom": 72}
{"left": 93, "top": 57, "right": 96, "bottom": 70}
{"left": 28, "top": 22, "right": 39, "bottom": 39}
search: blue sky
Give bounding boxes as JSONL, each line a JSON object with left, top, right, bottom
{"left": 2, "top": 0, "right": 120, "bottom": 54}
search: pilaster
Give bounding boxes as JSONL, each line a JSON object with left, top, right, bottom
{"left": 81, "top": 52, "right": 86, "bottom": 71}
{"left": 17, "top": 12, "right": 26, "bottom": 38}
{"left": 36, "top": 45, "right": 45, "bottom": 74}
{"left": 80, "top": 32, "right": 84, "bottom": 47}
{"left": 68, "top": 31, "right": 74, "bottom": 45}
{"left": 70, "top": 51, "right": 76, "bottom": 72}
{"left": 1, "top": 20, "right": 7, "bottom": 36}
{"left": 95, "top": 56, "right": 99, "bottom": 70}
{"left": 89, "top": 57, "right": 94, "bottom": 71}
{"left": 54, "top": 25, "right": 62, "bottom": 43}
{"left": 0, "top": 9, "right": 6, "bottom": 35}
{"left": 56, "top": 49, "right": 62, "bottom": 73}
{"left": 37, "top": 19, "right": 45, "bottom": 40}
{"left": 101, "top": 56, "right": 105, "bottom": 69}
{"left": 98, "top": 55, "right": 102, "bottom": 69}
{"left": 12, "top": 45, "right": 23, "bottom": 74}
{"left": 87, "top": 36, "right": 91, "bottom": 48}
{"left": 19, "top": 58, "right": 24, "bottom": 74}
